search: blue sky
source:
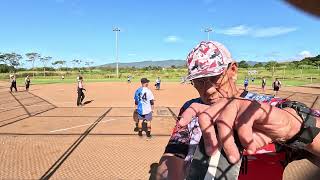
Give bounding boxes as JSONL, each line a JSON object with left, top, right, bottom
{"left": 0, "top": 0, "right": 320, "bottom": 67}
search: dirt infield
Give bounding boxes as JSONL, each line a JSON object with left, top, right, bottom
{"left": 0, "top": 81, "right": 319, "bottom": 179}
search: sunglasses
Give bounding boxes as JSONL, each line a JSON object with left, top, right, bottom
{"left": 191, "top": 75, "right": 224, "bottom": 88}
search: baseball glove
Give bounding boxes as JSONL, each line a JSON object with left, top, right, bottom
{"left": 133, "top": 109, "right": 139, "bottom": 123}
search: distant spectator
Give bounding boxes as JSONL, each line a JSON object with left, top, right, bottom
{"left": 272, "top": 78, "right": 281, "bottom": 96}
{"left": 155, "top": 77, "right": 161, "bottom": 90}
{"left": 244, "top": 77, "right": 249, "bottom": 90}
{"left": 181, "top": 76, "right": 186, "bottom": 84}
{"left": 261, "top": 77, "right": 266, "bottom": 92}
{"left": 127, "top": 75, "right": 131, "bottom": 83}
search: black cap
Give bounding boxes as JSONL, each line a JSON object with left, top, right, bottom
{"left": 141, "top": 78, "right": 150, "bottom": 84}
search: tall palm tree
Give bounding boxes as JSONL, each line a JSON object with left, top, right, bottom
{"left": 40, "top": 56, "right": 52, "bottom": 77}
{"left": 26, "top": 53, "right": 40, "bottom": 78}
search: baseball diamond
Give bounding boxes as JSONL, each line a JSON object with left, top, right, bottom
{"left": 0, "top": 81, "right": 319, "bottom": 179}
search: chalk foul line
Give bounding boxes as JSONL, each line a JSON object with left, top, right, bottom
{"left": 49, "top": 118, "right": 116, "bottom": 133}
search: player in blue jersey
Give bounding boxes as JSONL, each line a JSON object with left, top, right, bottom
{"left": 134, "top": 78, "right": 155, "bottom": 138}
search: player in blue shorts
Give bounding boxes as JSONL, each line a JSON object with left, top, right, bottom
{"left": 134, "top": 78, "right": 155, "bottom": 138}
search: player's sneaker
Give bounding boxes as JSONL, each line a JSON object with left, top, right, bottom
{"left": 146, "top": 131, "right": 152, "bottom": 139}
{"left": 134, "top": 127, "right": 139, "bottom": 132}
{"left": 138, "top": 131, "right": 143, "bottom": 137}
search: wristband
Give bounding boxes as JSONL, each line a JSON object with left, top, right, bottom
{"left": 277, "top": 101, "right": 320, "bottom": 149}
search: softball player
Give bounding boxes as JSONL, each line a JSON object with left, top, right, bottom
{"left": 155, "top": 77, "right": 161, "bottom": 90}
{"left": 76, "top": 76, "right": 86, "bottom": 106}
{"left": 134, "top": 78, "right": 154, "bottom": 138}
{"left": 10, "top": 74, "right": 17, "bottom": 92}
{"left": 25, "top": 75, "right": 31, "bottom": 91}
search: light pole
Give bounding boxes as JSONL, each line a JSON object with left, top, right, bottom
{"left": 204, "top": 27, "right": 213, "bottom": 41}
{"left": 113, "top": 27, "right": 120, "bottom": 78}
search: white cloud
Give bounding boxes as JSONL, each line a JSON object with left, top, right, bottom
{"left": 298, "top": 50, "right": 312, "bottom": 58}
{"left": 128, "top": 53, "right": 137, "bottom": 56}
{"left": 270, "top": 50, "right": 313, "bottom": 62}
{"left": 164, "top": 36, "right": 181, "bottom": 43}
{"left": 253, "top": 27, "right": 297, "bottom": 37}
{"left": 217, "top": 25, "right": 251, "bottom": 36}
{"left": 217, "top": 25, "right": 297, "bottom": 38}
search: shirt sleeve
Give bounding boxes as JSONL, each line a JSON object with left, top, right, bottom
{"left": 148, "top": 90, "right": 154, "bottom": 100}
{"left": 134, "top": 90, "right": 139, "bottom": 102}
{"left": 164, "top": 104, "right": 191, "bottom": 159}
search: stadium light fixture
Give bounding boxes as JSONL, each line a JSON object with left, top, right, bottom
{"left": 113, "top": 27, "right": 121, "bottom": 78}
{"left": 204, "top": 27, "right": 213, "bottom": 41}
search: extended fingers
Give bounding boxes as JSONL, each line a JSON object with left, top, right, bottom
{"left": 211, "top": 99, "right": 242, "bottom": 164}
{"left": 216, "top": 110, "right": 241, "bottom": 164}
{"left": 197, "top": 99, "right": 235, "bottom": 158}
{"left": 178, "top": 103, "right": 209, "bottom": 126}
{"left": 198, "top": 113, "right": 218, "bottom": 156}
{"left": 237, "top": 123, "right": 256, "bottom": 154}
{"left": 252, "top": 131, "right": 272, "bottom": 148}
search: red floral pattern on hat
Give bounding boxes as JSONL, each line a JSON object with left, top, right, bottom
{"left": 185, "top": 41, "right": 233, "bottom": 81}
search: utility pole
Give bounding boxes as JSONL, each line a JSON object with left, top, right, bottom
{"left": 272, "top": 66, "right": 275, "bottom": 78}
{"left": 204, "top": 27, "right": 213, "bottom": 41}
{"left": 113, "top": 27, "right": 120, "bottom": 78}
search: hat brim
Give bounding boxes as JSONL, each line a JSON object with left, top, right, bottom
{"left": 183, "top": 65, "right": 228, "bottom": 83}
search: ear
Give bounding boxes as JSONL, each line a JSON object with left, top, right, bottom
{"left": 226, "top": 62, "right": 238, "bottom": 80}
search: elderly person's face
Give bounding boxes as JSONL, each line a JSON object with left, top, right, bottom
{"left": 192, "top": 63, "right": 238, "bottom": 104}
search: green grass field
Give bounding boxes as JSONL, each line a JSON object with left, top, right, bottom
{"left": 1, "top": 67, "right": 319, "bottom": 87}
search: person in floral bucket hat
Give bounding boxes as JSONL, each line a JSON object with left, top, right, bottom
{"left": 185, "top": 41, "right": 233, "bottom": 81}
{"left": 156, "top": 41, "right": 320, "bottom": 180}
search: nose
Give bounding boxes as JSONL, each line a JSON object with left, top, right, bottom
{"left": 199, "top": 83, "right": 219, "bottom": 98}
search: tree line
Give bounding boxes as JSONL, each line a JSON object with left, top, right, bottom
{"left": 1, "top": 51, "right": 319, "bottom": 75}
{"left": 0, "top": 52, "right": 94, "bottom": 75}
{"left": 238, "top": 55, "right": 320, "bottom": 69}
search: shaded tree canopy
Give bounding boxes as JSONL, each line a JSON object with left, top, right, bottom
{"left": 52, "top": 60, "right": 66, "bottom": 66}
{"left": 0, "top": 53, "right": 22, "bottom": 69}
{"left": 25, "top": 52, "right": 40, "bottom": 61}
{"left": 40, "top": 56, "right": 52, "bottom": 66}
{"left": 238, "top": 60, "right": 249, "bottom": 68}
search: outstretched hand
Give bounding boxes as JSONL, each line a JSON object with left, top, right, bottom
{"left": 178, "top": 98, "right": 302, "bottom": 163}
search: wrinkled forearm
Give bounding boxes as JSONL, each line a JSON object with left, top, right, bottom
{"left": 253, "top": 102, "right": 303, "bottom": 142}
